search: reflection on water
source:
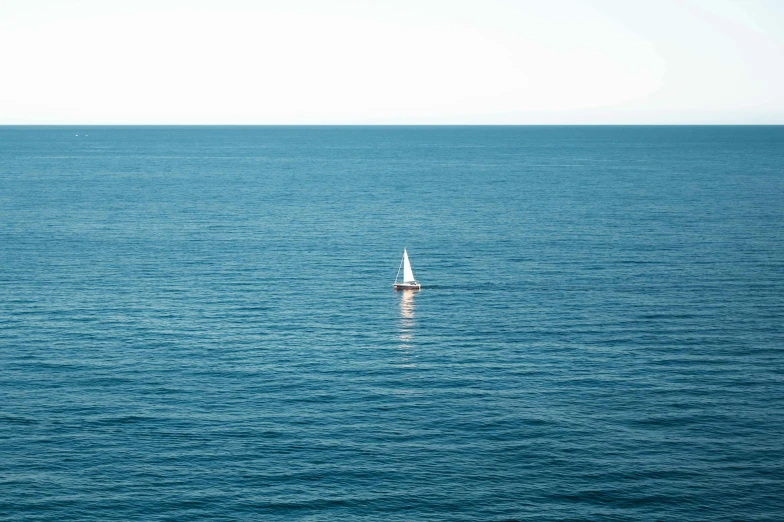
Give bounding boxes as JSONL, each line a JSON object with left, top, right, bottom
{"left": 398, "top": 289, "right": 418, "bottom": 349}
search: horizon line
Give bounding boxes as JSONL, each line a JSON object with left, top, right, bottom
{"left": 1, "top": 123, "right": 783, "bottom": 127}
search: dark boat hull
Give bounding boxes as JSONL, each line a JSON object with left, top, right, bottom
{"left": 394, "top": 284, "right": 420, "bottom": 290}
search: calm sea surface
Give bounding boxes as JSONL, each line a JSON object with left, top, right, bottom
{"left": 1, "top": 126, "right": 783, "bottom": 521}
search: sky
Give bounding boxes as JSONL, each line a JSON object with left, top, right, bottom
{"left": 0, "top": 0, "right": 782, "bottom": 124}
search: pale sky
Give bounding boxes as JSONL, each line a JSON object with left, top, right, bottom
{"left": 1, "top": 0, "right": 782, "bottom": 124}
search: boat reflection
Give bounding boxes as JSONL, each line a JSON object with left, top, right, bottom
{"left": 398, "top": 288, "right": 418, "bottom": 349}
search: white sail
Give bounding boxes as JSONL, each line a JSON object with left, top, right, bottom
{"left": 402, "top": 248, "right": 415, "bottom": 283}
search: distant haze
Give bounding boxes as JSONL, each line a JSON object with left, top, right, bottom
{"left": 1, "top": 0, "right": 782, "bottom": 124}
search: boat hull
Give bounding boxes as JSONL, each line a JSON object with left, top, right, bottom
{"left": 394, "top": 283, "right": 420, "bottom": 290}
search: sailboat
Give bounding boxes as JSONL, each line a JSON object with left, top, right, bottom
{"left": 393, "top": 248, "right": 421, "bottom": 290}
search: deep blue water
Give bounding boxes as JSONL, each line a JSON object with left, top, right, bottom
{"left": 1, "top": 126, "right": 783, "bottom": 521}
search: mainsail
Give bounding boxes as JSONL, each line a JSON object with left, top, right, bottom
{"left": 402, "top": 248, "right": 415, "bottom": 283}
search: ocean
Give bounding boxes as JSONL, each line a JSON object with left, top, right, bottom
{"left": 1, "top": 126, "right": 783, "bottom": 520}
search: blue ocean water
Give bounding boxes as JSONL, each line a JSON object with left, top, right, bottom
{"left": 1, "top": 126, "right": 783, "bottom": 521}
